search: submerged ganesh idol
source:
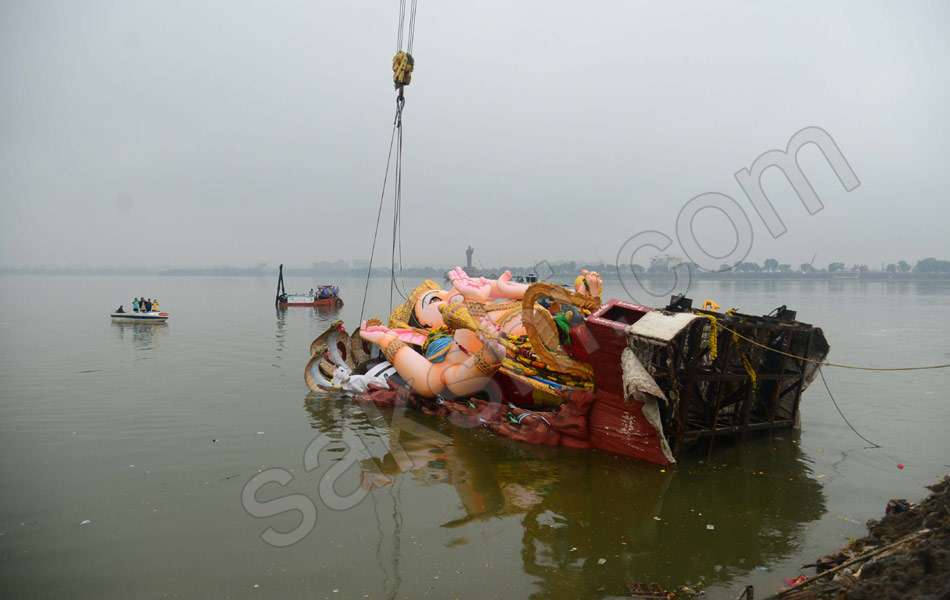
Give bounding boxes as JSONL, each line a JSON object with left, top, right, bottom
{"left": 358, "top": 268, "right": 603, "bottom": 398}
{"left": 308, "top": 263, "right": 830, "bottom": 467}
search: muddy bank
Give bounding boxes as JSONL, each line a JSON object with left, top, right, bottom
{"left": 764, "top": 475, "right": 949, "bottom": 600}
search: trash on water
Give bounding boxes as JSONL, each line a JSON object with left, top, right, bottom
{"left": 706, "top": 524, "right": 715, "bottom": 530}
{"left": 79, "top": 520, "right": 91, "bottom": 526}
{"left": 835, "top": 515, "right": 859, "bottom": 524}
{"left": 597, "top": 558, "right": 607, "bottom": 565}
{"left": 886, "top": 499, "right": 910, "bottom": 514}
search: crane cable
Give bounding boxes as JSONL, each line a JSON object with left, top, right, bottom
{"left": 392, "top": 0, "right": 416, "bottom": 96}
{"left": 359, "top": 1, "right": 418, "bottom": 323}
{"left": 390, "top": 99, "right": 408, "bottom": 313}
{"left": 358, "top": 117, "right": 399, "bottom": 324}
{"left": 396, "top": 0, "right": 418, "bottom": 54}
{"left": 390, "top": 0, "right": 417, "bottom": 312}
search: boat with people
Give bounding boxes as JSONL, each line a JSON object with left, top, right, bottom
{"left": 111, "top": 311, "right": 169, "bottom": 323}
{"left": 275, "top": 264, "right": 343, "bottom": 308}
{"left": 112, "top": 297, "right": 168, "bottom": 322}
{"left": 511, "top": 273, "right": 538, "bottom": 284}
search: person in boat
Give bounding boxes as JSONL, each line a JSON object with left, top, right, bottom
{"left": 145, "top": 298, "right": 152, "bottom": 312}
{"left": 116, "top": 305, "right": 125, "bottom": 313}
{"left": 310, "top": 288, "right": 314, "bottom": 297}
{"left": 152, "top": 299, "right": 159, "bottom": 311}
{"left": 132, "top": 298, "right": 140, "bottom": 312}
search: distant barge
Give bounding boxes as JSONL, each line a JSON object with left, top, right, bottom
{"left": 275, "top": 264, "right": 343, "bottom": 308}
{"left": 278, "top": 294, "right": 343, "bottom": 308}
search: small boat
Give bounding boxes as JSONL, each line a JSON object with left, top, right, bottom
{"left": 111, "top": 311, "right": 169, "bottom": 323}
{"left": 279, "top": 293, "right": 343, "bottom": 308}
{"left": 275, "top": 264, "right": 343, "bottom": 308}
{"left": 511, "top": 273, "right": 539, "bottom": 284}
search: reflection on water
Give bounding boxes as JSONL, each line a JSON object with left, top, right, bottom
{"left": 110, "top": 320, "right": 168, "bottom": 352}
{"left": 276, "top": 304, "right": 343, "bottom": 363}
{"left": 275, "top": 306, "right": 287, "bottom": 356}
{"left": 303, "top": 394, "right": 826, "bottom": 597}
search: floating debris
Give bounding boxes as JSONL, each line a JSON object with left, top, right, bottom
{"left": 835, "top": 515, "right": 860, "bottom": 524}
{"left": 626, "top": 581, "right": 669, "bottom": 599}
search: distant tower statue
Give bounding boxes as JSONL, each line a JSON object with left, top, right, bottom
{"left": 466, "top": 246, "right": 474, "bottom": 269}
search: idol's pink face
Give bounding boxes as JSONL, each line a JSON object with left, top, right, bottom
{"left": 413, "top": 289, "right": 463, "bottom": 328}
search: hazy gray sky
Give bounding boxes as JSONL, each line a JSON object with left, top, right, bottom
{"left": 1, "top": 1, "right": 948, "bottom": 270}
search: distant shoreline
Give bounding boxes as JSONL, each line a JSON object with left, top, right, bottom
{"left": 1, "top": 267, "right": 947, "bottom": 282}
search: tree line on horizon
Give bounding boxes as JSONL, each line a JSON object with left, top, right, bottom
{"left": 2, "top": 257, "right": 948, "bottom": 277}
{"left": 632, "top": 256, "right": 950, "bottom": 276}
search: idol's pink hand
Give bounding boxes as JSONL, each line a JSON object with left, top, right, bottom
{"left": 447, "top": 267, "right": 468, "bottom": 285}
{"left": 449, "top": 266, "right": 491, "bottom": 302}
{"left": 360, "top": 322, "right": 394, "bottom": 346}
{"left": 493, "top": 270, "right": 529, "bottom": 299}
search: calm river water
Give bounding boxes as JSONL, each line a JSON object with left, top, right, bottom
{"left": 0, "top": 275, "right": 947, "bottom": 599}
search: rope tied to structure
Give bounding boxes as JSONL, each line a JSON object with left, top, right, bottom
{"left": 702, "top": 310, "right": 758, "bottom": 391}
{"left": 716, "top": 320, "right": 950, "bottom": 372}
{"left": 719, "top": 309, "right": 758, "bottom": 391}
{"left": 700, "top": 308, "right": 890, "bottom": 447}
